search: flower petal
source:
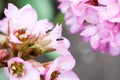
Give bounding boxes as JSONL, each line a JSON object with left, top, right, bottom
{"left": 57, "top": 71, "right": 80, "bottom": 80}
{"left": 85, "top": 7, "right": 99, "bottom": 24}
{"left": 4, "top": 3, "right": 19, "bottom": 18}
{"left": 58, "top": 55, "right": 76, "bottom": 73}
{"left": 90, "top": 34, "right": 100, "bottom": 49}
{"left": 18, "top": 6, "right": 37, "bottom": 29}
{"left": 98, "top": 0, "right": 116, "bottom": 5}
{"left": 80, "top": 26, "right": 97, "bottom": 36}
{"left": 109, "top": 46, "right": 120, "bottom": 56}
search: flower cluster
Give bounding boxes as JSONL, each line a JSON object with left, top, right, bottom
{"left": 0, "top": 3, "right": 79, "bottom": 80}
{"left": 58, "top": 0, "right": 120, "bottom": 56}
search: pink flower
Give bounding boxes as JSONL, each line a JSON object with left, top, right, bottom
{"left": 4, "top": 3, "right": 37, "bottom": 43}
{"left": 4, "top": 3, "right": 37, "bottom": 30}
{"left": 43, "top": 55, "right": 79, "bottom": 80}
{"left": 6, "top": 57, "right": 40, "bottom": 80}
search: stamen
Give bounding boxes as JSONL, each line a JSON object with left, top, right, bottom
{"left": 10, "top": 62, "right": 26, "bottom": 77}
{"left": 14, "top": 28, "right": 29, "bottom": 42}
{"left": 11, "top": 66, "right": 16, "bottom": 70}
{"left": 15, "top": 32, "right": 18, "bottom": 36}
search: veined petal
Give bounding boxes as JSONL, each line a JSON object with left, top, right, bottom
{"left": 90, "top": 34, "right": 100, "bottom": 49}
{"left": 18, "top": 6, "right": 37, "bottom": 29}
{"left": 106, "top": 4, "right": 119, "bottom": 18}
{"left": 61, "top": 37, "right": 70, "bottom": 49}
{"left": 98, "top": 0, "right": 116, "bottom": 5}
{"left": 4, "top": 3, "right": 19, "bottom": 18}
{"left": 33, "top": 19, "right": 53, "bottom": 35}
{"left": 58, "top": 55, "right": 76, "bottom": 73}
{"left": 85, "top": 7, "right": 99, "bottom": 24}
{"left": 118, "top": 0, "right": 120, "bottom": 4}
{"left": 109, "top": 46, "right": 120, "bottom": 56}
{"left": 80, "top": 26, "right": 97, "bottom": 36}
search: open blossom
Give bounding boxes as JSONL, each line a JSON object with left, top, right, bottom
{"left": 40, "top": 54, "right": 79, "bottom": 80}
{"left": 4, "top": 3, "right": 70, "bottom": 50}
{"left": 5, "top": 57, "right": 40, "bottom": 80}
{"left": 4, "top": 3, "right": 37, "bottom": 43}
{"left": 4, "top": 3, "right": 37, "bottom": 30}
{"left": 0, "top": 3, "right": 71, "bottom": 59}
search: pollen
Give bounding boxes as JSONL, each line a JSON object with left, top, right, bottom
{"left": 10, "top": 61, "right": 26, "bottom": 77}
{"left": 14, "top": 28, "right": 29, "bottom": 42}
{"left": 50, "top": 71, "right": 60, "bottom": 79}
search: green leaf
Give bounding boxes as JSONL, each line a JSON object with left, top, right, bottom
{"left": 45, "top": 52, "right": 61, "bottom": 60}
{"left": 11, "top": 0, "right": 55, "bottom": 20}
{"left": 0, "top": 68, "right": 9, "bottom": 80}
{"left": 53, "top": 12, "right": 65, "bottom": 25}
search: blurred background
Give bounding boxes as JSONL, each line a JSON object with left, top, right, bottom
{"left": 0, "top": 0, "right": 120, "bottom": 80}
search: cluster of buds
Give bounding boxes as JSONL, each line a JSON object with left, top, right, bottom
{"left": 0, "top": 3, "right": 79, "bottom": 80}
{"left": 58, "top": 0, "right": 120, "bottom": 56}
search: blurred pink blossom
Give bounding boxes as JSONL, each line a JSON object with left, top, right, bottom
{"left": 58, "top": 0, "right": 120, "bottom": 55}
{"left": 58, "top": 0, "right": 99, "bottom": 33}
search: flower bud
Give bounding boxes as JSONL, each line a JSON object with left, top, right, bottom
{"left": 0, "top": 49, "right": 9, "bottom": 61}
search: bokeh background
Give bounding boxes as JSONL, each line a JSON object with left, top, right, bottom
{"left": 0, "top": 0, "right": 120, "bottom": 80}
